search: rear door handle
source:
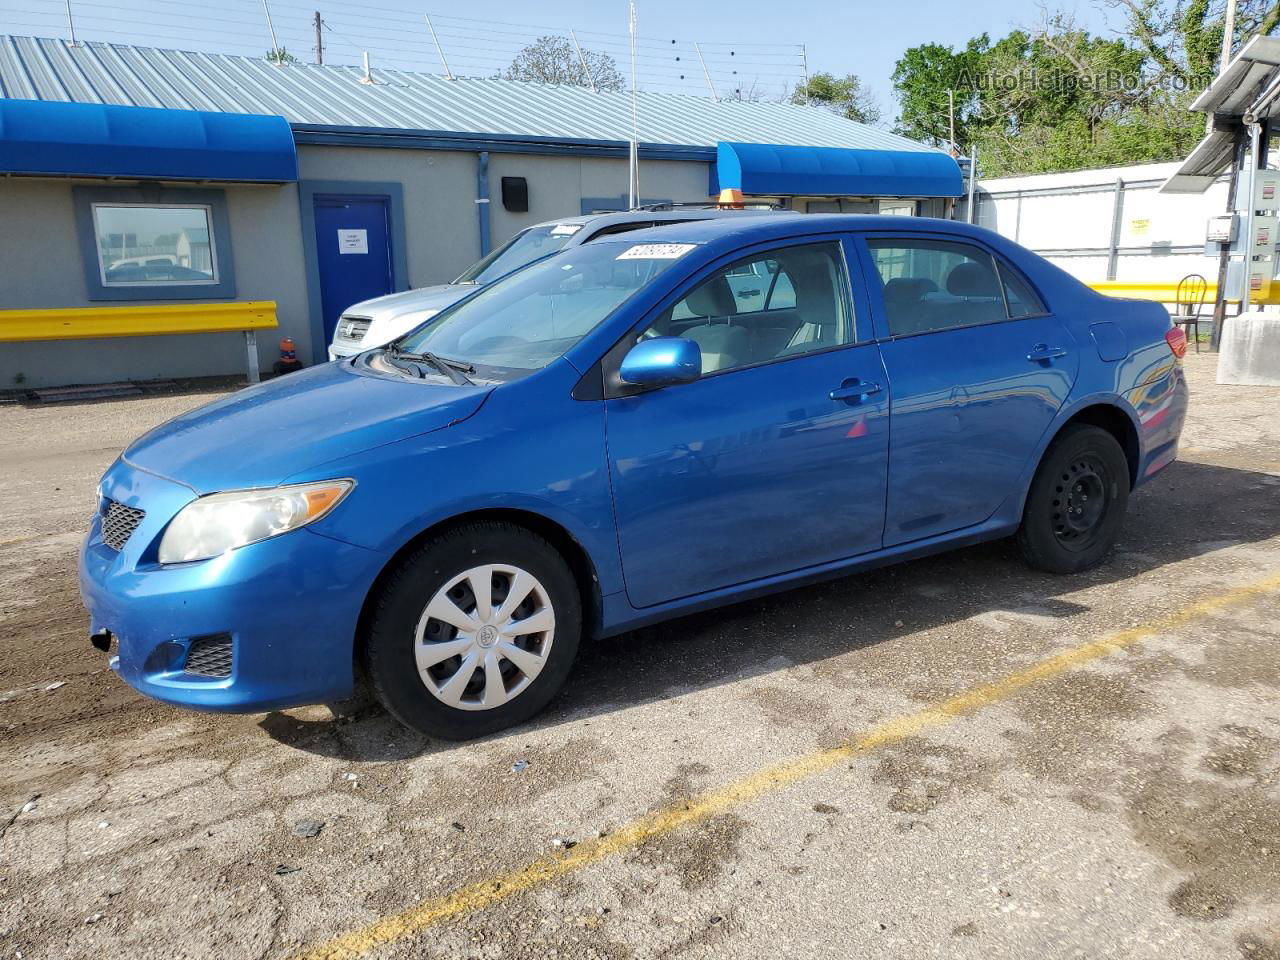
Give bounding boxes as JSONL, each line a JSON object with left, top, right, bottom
{"left": 830, "top": 379, "right": 882, "bottom": 403}
{"left": 1027, "top": 344, "right": 1068, "bottom": 363}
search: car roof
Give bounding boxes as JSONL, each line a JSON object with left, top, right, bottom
{"left": 529, "top": 208, "right": 777, "bottom": 230}
{"left": 586, "top": 213, "right": 1008, "bottom": 248}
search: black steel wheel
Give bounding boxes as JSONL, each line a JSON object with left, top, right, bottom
{"left": 1017, "top": 425, "right": 1129, "bottom": 574}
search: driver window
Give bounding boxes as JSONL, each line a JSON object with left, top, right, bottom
{"left": 639, "top": 242, "right": 851, "bottom": 375}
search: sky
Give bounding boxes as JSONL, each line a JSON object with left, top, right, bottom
{"left": 5, "top": 0, "right": 1117, "bottom": 120}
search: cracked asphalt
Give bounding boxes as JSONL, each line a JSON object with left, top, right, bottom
{"left": 1, "top": 352, "right": 1278, "bottom": 960}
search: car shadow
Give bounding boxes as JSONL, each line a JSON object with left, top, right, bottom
{"left": 259, "top": 458, "right": 1280, "bottom": 761}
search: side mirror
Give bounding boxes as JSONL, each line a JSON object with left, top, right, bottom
{"left": 619, "top": 337, "right": 702, "bottom": 389}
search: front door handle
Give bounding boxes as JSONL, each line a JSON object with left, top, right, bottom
{"left": 830, "top": 379, "right": 882, "bottom": 403}
{"left": 1027, "top": 344, "right": 1069, "bottom": 363}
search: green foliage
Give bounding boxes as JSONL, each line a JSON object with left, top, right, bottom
{"left": 791, "top": 72, "right": 882, "bottom": 125}
{"left": 889, "top": 2, "right": 1280, "bottom": 176}
{"left": 265, "top": 47, "right": 298, "bottom": 65}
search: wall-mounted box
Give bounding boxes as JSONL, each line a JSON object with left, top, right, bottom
{"left": 1253, "top": 215, "right": 1280, "bottom": 254}
{"left": 1249, "top": 262, "right": 1273, "bottom": 300}
{"left": 1255, "top": 170, "right": 1280, "bottom": 210}
{"left": 1207, "top": 213, "right": 1238, "bottom": 244}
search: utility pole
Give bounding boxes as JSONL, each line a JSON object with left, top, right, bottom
{"left": 801, "top": 44, "right": 809, "bottom": 86}
{"left": 313, "top": 11, "right": 323, "bottom": 65}
{"left": 1221, "top": 0, "right": 1238, "bottom": 70}
{"left": 424, "top": 14, "right": 454, "bottom": 80}
{"left": 948, "top": 89, "right": 956, "bottom": 154}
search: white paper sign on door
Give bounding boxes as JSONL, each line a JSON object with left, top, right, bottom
{"left": 338, "top": 229, "right": 369, "bottom": 254}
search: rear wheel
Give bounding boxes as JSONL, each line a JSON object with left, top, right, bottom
{"left": 1016, "top": 424, "right": 1129, "bottom": 574}
{"left": 363, "top": 522, "right": 582, "bottom": 740}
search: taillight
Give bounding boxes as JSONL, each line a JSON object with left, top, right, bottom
{"left": 1165, "top": 327, "right": 1187, "bottom": 358}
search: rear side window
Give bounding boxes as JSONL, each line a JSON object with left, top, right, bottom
{"left": 998, "top": 263, "right": 1047, "bottom": 318}
{"left": 867, "top": 238, "right": 1041, "bottom": 336}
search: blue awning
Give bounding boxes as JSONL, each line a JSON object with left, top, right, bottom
{"left": 713, "top": 141, "right": 963, "bottom": 199}
{"left": 0, "top": 100, "right": 297, "bottom": 183}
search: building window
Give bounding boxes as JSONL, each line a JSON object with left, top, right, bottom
{"left": 74, "top": 187, "right": 237, "bottom": 300}
{"left": 91, "top": 204, "right": 218, "bottom": 287}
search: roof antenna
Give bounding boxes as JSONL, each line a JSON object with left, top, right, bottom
{"left": 64, "top": 0, "right": 79, "bottom": 45}
{"left": 424, "top": 14, "right": 455, "bottom": 80}
{"left": 694, "top": 42, "right": 719, "bottom": 102}
{"left": 261, "top": 0, "right": 283, "bottom": 65}
{"left": 361, "top": 51, "right": 373, "bottom": 84}
{"left": 628, "top": 0, "right": 640, "bottom": 208}
{"left": 570, "top": 30, "right": 597, "bottom": 93}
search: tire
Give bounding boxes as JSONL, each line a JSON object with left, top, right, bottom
{"left": 1016, "top": 424, "right": 1130, "bottom": 574}
{"left": 362, "top": 521, "right": 582, "bottom": 740}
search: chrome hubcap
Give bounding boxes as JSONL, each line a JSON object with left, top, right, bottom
{"left": 414, "top": 564, "right": 555, "bottom": 712}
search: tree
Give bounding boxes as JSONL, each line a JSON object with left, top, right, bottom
{"left": 265, "top": 47, "right": 298, "bottom": 65}
{"left": 892, "top": 39, "right": 988, "bottom": 147}
{"left": 888, "top": 7, "right": 1240, "bottom": 176}
{"left": 504, "top": 36, "right": 625, "bottom": 91}
{"left": 791, "top": 72, "right": 882, "bottom": 125}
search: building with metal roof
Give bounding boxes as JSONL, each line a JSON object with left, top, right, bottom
{"left": 0, "top": 34, "right": 963, "bottom": 388}
{"left": 0, "top": 34, "right": 934, "bottom": 155}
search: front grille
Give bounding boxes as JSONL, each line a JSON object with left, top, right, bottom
{"left": 185, "top": 634, "right": 233, "bottom": 678}
{"left": 101, "top": 501, "right": 145, "bottom": 551}
{"left": 337, "top": 316, "right": 371, "bottom": 343}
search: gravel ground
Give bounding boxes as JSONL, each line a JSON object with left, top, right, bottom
{"left": 1, "top": 353, "right": 1277, "bottom": 960}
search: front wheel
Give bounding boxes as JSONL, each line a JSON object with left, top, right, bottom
{"left": 362, "top": 522, "right": 582, "bottom": 740}
{"left": 1016, "top": 424, "right": 1130, "bottom": 574}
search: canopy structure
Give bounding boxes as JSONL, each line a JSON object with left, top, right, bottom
{"left": 1162, "top": 35, "right": 1280, "bottom": 194}
{"left": 0, "top": 100, "right": 297, "bottom": 183}
{"left": 712, "top": 141, "right": 964, "bottom": 199}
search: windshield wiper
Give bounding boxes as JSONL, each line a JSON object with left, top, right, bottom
{"left": 387, "top": 346, "right": 475, "bottom": 386}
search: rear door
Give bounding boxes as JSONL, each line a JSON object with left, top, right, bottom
{"left": 857, "top": 234, "right": 1078, "bottom": 546}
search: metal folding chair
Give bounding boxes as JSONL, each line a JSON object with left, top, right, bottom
{"left": 1172, "top": 274, "right": 1209, "bottom": 353}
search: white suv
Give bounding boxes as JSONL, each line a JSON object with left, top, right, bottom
{"left": 327, "top": 208, "right": 773, "bottom": 360}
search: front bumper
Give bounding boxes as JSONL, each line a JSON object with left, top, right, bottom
{"left": 79, "top": 461, "right": 387, "bottom": 713}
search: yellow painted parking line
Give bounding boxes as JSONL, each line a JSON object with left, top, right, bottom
{"left": 294, "top": 569, "right": 1280, "bottom": 960}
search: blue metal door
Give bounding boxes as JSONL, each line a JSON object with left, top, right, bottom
{"left": 605, "top": 345, "right": 890, "bottom": 609}
{"left": 876, "top": 316, "right": 1078, "bottom": 546}
{"left": 313, "top": 196, "right": 393, "bottom": 347}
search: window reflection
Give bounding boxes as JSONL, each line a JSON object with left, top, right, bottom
{"left": 92, "top": 205, "right": 217, "bottom": 286}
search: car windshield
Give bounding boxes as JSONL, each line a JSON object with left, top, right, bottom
{"left": 454, "top": 224, "right": 583, "bottom": 285}
{"left": 398, "top": 241, "right": 691, "bottom": 372}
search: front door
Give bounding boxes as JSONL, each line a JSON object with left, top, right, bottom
{"left": 605, "top": 241, "right": 890, "bottom": 609}
{"left": 313, "top": 195, "right": 394, "bottom": 349}
{"left": 861, "top": 235, "right": 1079, "bottom": 545}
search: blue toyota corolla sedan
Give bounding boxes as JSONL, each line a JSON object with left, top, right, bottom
{"left": 80, "top": 215, "right": 1188, "bottom": 739}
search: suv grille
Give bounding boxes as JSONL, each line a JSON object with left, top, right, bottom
{"left": 101, "top": 501, "right": 145, "bottom": 551}
{"left": 185, "top": 634, "right": 233, "bottom": 678}
{"left": 337, "top": 316, "right": 371, "bottom": 343}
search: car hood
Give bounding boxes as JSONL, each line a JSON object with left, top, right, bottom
{"left": 347, "top": 284, "right": 473, "bottom": 319}
{"left": 123, "top": 361, "right": 490, "bottom": 493}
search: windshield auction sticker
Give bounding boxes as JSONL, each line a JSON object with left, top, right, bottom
{"left": 616, "top": 243, "right": 698, "bottom": 260}
{"left": 550, "top": 224, "right": 583, "bottom": 236}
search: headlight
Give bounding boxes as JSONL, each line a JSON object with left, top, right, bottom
{"left": 158, "top": 480, "right": 353, "bottom": 565}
